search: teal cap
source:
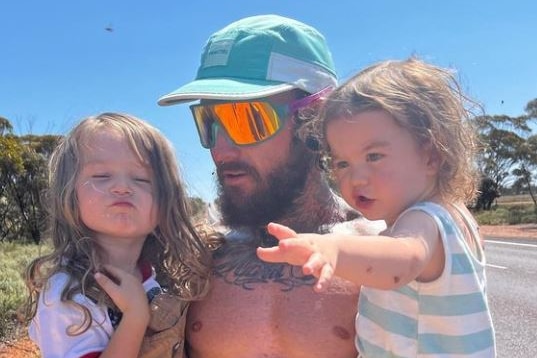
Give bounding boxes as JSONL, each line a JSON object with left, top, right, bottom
{"left": 158, "top": 14, "right": 337, "bottom": 106}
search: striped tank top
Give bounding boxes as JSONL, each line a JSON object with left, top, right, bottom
{"left": 356, "top": 201, "right": 496, "bottom": 357}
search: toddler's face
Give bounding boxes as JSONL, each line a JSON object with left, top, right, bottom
{"left": 326, "top": 110, "right": 437, "bottom": 226}
{"left": 75, "top": 129, "right": 158, "bottom": 244}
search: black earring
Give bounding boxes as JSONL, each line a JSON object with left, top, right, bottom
{"left": 305, "top": 135, "right": 321, "bottom": 151}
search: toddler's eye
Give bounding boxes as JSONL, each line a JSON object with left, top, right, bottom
{"left": 91, "top": 174, "right": 110, "bottom": 179}
{"left": 366, "top": 153, "right": 384, "bottom": 162}
{"left": 332, "top": 160, "right": 349, "bottom": 170}
{"left": 133, "top": 174, "right": 152, "bottom": 184}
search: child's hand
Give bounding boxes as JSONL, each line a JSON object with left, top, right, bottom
{"left": 256, "top": 222, "right": 337, "bottom": 292}
{"left": 95, "top": 264, "right": 150, "bottom": 322}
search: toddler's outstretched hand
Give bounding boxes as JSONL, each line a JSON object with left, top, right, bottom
{"left": 256, "top": 222, "right": 337, "bottom": 292}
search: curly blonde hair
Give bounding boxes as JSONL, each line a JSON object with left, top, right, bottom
{"left": 23, "top": 112, "right": 220, "bottom": 334}
{"left": 302, "top": 58, "right": 481, "bottom": 204}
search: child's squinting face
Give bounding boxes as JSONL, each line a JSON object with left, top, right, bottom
{"left": 326, "top": 110, "right": 437, "bottom": 226}
{"left": 75, "top": 130, "right": 158, "bottom": 244}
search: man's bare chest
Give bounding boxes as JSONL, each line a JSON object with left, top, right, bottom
{"left": 211, "top": 239, "right": 317, "bottom": 291}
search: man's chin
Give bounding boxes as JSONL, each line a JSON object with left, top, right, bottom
{"left": 216, "top": 138, "right": 314, "bottom": 228}
{"left": 217, "top": 170, "right": 307, "bottom": 228}
{"left": 217, "top": 193, "right": 259, "bottom": 228}
{"left": 220, "top": 182, "right": 253, "bottom": 204}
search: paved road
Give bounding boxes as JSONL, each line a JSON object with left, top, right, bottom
{"left": 485, "top": 237, "right": 537, "bottom": 357}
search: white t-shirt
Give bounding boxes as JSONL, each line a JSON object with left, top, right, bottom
{"left": 29, "top": 270, "right": 160, "bottom": 358}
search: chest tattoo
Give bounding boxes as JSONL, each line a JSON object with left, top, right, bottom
{"left": 212, "top": 241, "right": 315, "bottom": 291}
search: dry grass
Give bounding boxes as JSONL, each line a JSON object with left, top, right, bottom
{"left": 497, "top": 194, "right": 535, "bottom": 205}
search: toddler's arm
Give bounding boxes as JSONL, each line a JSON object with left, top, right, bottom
{"left": 257, "top": 210, "right": 443, "bottom": 291}
{"left": 95, "top": 265, "right": 150, "bottom": 358}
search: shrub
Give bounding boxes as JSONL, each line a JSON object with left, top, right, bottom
{"left": 0, "top": 242, "right": 48, "bottom": 341}
{"left": 473, "top": 203, "right": 537, "bottom": 225}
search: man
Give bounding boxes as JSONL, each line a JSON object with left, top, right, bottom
{"left": 158, "top": 14, "right": 382, "bottom": 358}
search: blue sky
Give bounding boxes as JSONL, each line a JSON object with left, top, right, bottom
{"left": 2, "top": 1, "right": 536, "bottom": 202}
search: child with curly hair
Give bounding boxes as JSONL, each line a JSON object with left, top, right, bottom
{"left": 258, "top": 59, "right": 496, "bottom": 357}
{"left": 23, "top": 112, "right": 219, "bottom": 358}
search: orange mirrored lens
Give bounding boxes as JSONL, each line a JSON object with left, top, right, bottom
{"left": 192, "top": 102, "right": 283, "bottom": 147}
{"left": 214, "top": 102, "right": 280, "bottom": 144}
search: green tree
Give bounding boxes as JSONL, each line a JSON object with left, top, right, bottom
{"left": 0, "top": 117, "right": 59, "bottom": 243}
{"left": 511, "top": 135, "right": 537, "bottom": 209}
{"left": 11, "top": 147, "right": 49, "bottom": 243}
{"left": 524, "top": 98, "right": 537, "bottom": 118}
{"left": 0, "top": 116, "right": 13, "bottom": 136}
{"left": 21, "top": 134, "right": 62, "bottom": 157}
{"left": 474, "top": 98, "right": 537, "bottom": 193}
{"left": 511, "top": 99, "right": 537, "bottom": 208}
{"left": 0, "top": 134, "right": 26, "bottom": 241}
{"left": 475, "top": 115, "right": 528, "bottom": 188}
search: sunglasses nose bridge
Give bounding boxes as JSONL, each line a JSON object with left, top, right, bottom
{"left": 211, "top": 124, "right": 241, "bottom": 162}
{"left": 197, "top": 107, "right": 236, "bottom": 149}
{"left": 212, "top": 123, "right": 233, "bottom": 147}
{"left": 195, "top": 114, "right": 226, "bottom": 149}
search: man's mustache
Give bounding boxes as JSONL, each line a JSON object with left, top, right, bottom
{"left": 216, "top": 161, "right": 260, "bottom": 181}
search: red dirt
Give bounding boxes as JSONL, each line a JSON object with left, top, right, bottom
{"left": 0, "top": 337, "right": 39, "bottom": 358}
{"left": 479, "top": 223, "right": 537, "bottom": 239}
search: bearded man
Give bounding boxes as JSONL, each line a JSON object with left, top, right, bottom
{"left": 158, "top": 14, "right": 382, "bottom": 358}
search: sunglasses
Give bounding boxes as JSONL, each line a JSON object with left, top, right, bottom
{"left": 190, "top": 87, "right": 332, "bottom": 149}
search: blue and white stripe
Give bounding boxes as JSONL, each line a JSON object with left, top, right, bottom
{"left": 356, "top": 201, "right": 496, "bottom": 357}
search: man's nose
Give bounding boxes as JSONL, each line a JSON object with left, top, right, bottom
{"left": 211, "top": 125, "right": 240, "bottom": 163}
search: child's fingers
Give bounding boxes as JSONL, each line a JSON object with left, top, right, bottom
{"left": 94, "top": 265, "right": 131, "bottom": 298}
{"left": 302, "top": 253, "right": 334, "bottom": 293}
{"left": 95, "top": 265, "right": 147, "bottom": 313}
{"left": 314, "top": 264, "right": 334, "bottom": 293}
{"left": 256, "top": 246, "right": 283, "bottom": 262}
{"left": 302, "top": 252, "right": 325, "bottom": 276}
{"left": 267, "top": 222, "right": 298, "bottom": 240}
{"left": 257, "top": 239, "right": 315, "bottom": 266}
{"left": 94, "top": 271, "right": 119, "bottom": 297}
{"left": 256, "top": 243, "right": 308, "bottom": 265}
{"left": 99, "top": 264, "right": 126, "bottom": 280}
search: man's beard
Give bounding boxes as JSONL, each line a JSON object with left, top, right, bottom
{"left": 216, "top": 139, "right": 314, "bottom": 228}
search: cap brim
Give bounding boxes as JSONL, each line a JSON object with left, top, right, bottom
{"left": 157, "top": 78, "right": 295, "bottom": 106}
